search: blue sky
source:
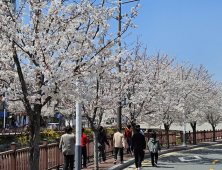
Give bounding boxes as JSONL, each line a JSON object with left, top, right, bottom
{"left": 15, "top": 0, "right": 222, "bottom": 82}
{"left": 121, "top": 0, "right": 222, "bottom": 82}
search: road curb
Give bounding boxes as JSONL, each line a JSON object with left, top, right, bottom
{"left": 107, "top": 141, "right": 222, "bottom": 170}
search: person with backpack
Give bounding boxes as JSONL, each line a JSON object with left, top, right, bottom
{"left": 131, "top": 125, "right": 146, "bottom": 170}
{"left": 148, "top": 132, "right": 161, "bottom": 167}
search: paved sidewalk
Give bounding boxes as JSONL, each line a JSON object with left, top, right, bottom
{"left": 84, "top": 153, "right": 134, "bottom": 170}
{"left": 86, "top": 139, "right": 222, "bottom": 170}
{"left": 56, "top": 139, "right": 222, "bottom": 170}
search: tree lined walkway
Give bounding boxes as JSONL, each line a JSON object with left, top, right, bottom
{"left": 52, "top": 139, "right": 222, "bottom": 170}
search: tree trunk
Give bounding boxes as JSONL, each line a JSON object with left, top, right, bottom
{"left": 93, "top": 131, "right": 99, "bottom": 170}
{"left": 131, "top": 121, "right": 136, "bottom": 134}
{"left": 130, "top": 113, "right": 136, "bottom": 134}
{"left": 28, "top": 106, "right": 41, "bottom": 170}
{"left": 212, "top": 125, "right": 216, "bottom": 142}
{"left": 190, "top": 122, "right": 197, "bottom": 145}
{"left": 164, "top": 124, "right": 170, "bottom": 149}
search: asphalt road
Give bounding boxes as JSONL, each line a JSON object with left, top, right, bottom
{"left": 123, "top": 144, "right": 222, "bottom": 170}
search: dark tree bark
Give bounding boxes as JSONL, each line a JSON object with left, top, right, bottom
{"left": 190, "top": 122, "right": 197, "bottom": 145}
{"left": 164, "top": 123, "right": 170, "bottom": 149}
{"left": 13, "top": 45, "right": 42, "bottom": 170}
{"left": 93, "top": 132, "right": 99, "bottom": 170}
{"left": 28, "top": 105, "right": 41, "bottom": 170}
{"left": 130, "top": 114, "right": 137, "bottom": 134}
{"left": 211, "top": 124, "right": 216, "bottom": 142}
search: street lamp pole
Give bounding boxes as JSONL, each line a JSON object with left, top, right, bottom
{"left": 117, "top": 0, "right": 139, "bottom": 132}
{"left": 75, "top": 80, "right": 82, "bottom": 170}
{"left": 117, "top": 0, "right": 122, "bottom": 132}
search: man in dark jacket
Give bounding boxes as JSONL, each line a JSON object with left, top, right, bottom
{"left": 131, "top": 125, "right": 146, "bottom": 170}
{"left": 97, "top": 126, "right": 110, "bottom": 163}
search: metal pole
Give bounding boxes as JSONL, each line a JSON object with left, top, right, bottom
{"left": 116, "top": 0, "right": 139, "bottom": 133}
{"left": 117, "top": 0, "right": 122, "bottom": 132}
{"left": 116, "top": 1, "right": 122, "bottom": 161}
{"left": 75, "top": 80, "right": 82, "bottom": 169}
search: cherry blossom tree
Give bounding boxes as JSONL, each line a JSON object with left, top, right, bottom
{"left": 118, "top": 40, "right": 176, "bottom": 134}
{"left": 182, "top": 65, "right": 216, "bottom": 144}
{"left": 56, "top": 63, "right": 120, "bottom": 169}
{"left": 146, "top": 61, "right": 186, "bottom": 148}
{"left": 0, "top": 0, "right": 139, "bottom": 169}
{"left": 202, "top": 85, "right": 222, "bottom": 142}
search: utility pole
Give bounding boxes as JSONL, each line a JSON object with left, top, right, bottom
{"left": 117, "top": 0, "right": 139, "bottom": 133}
{"left": 117, "top": 0, "right": 139, "bottom": 161}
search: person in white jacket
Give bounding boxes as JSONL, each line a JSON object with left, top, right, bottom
{"left": 59, "top": 126, "right": 75, "bottom": 170}
{"left": 113, "top": 128, "right": 125, "bottom": 164}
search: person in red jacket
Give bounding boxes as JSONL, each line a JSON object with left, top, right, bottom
{"left": 125, "top": 125, "right": 132, "bottom": 154}
{"left": 81, "top": 128, "right": 88, "bottom": 168}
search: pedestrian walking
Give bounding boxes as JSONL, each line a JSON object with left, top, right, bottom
{"left": 140, "top": 129, "right": 145, "bottom": 161}
{"left": 131, "top": 125, "right": 146, "bottom": 170}
{"left": 97, "top": 126, "right": 110, "bottom": 163}
{"left": 59, "top": 126, "right": 75, "bottom": 170}
{"left": 81, "top": 128, "right": 88, "bottom": 169}
{"left": 148, "top": 132, "right": 161, "bottom": 167}
{"left": 125, "top": 125, "right": 132, "bottom": 154}
{"left": 113, "top": 128, "right": 125, "bottom": 164}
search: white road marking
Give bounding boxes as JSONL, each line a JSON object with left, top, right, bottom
{"left": 178, "top": 156, "right": 202, "bottom": 162}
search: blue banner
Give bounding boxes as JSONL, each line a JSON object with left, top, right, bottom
{"left": 0, "top": 111, "right": 8, "bottom": 117}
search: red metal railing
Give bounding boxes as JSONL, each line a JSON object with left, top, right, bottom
{"left": 185, "top": 129, "right": 222, "bottom": 144}
{"left": 0, "top": 137, "right": 114, "bottom": 170}
{"left": 1, "top": 130, "right": 222, "bottom": 170}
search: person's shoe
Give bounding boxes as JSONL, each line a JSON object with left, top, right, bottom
{"left": 113, "top": 160, "right": 116, "bottom": 164}
{"left": 82, "top": 165, "right": 87, "bottom": 168}
{"left": 138, "top": 167, "right": 141, "bottom": 170}
{"left": 154, "top": 163, "right": 157, "bottom": 167}
{"left": 120, "top": 161, "right": 123, "bottom": 164}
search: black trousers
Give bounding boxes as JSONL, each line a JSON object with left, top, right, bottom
{"left": 98, "top": 143, "right": 106, "bottom": 162}
{"left": 150, "top": 152, "right": 158, "bottom": 166}
{"left": 82, "top": 146, "right": 87, "bottom": 166}
{"left": 63, "top": 154, "right": 74, "bottom": 170}
{"left": 114, "top": 147, "right": 123, "bottom": 161}
{"left": 134, "top": 149, "right": 144, "bottom": 168}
